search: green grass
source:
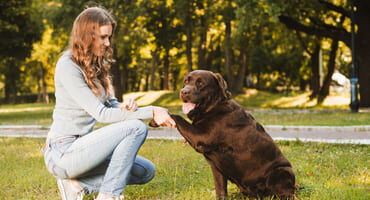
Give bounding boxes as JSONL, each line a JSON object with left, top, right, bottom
{"left": 0, "top": 103, "right": 54, "bottom": 127}
{"left": 0, "top": 90, "right": 369, "bottom": 126}
{"left": 252, "top": 111, "right": 370, "bottom": 126}
{"left": 0, "top": 137, "right": 368, "bottom": 200}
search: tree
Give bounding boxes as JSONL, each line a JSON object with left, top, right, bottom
{"left": 106, "top": 0, "right": 149, "bottom": 98}
{"left": 232, "top": 0, "right": 306, "bottom": 94}
{"left": 295, "top": 32, "right": 322, "bottom": 99}
{"left": 141, "top": 0, "right": 182, "bottom": 90}
{"left": 0, "top": 0, "right": 43, "bottom": 103}
{"left": 174, "top": 0, "right": 196, "bottom": 73}
{"left": 28, "top": 26, "right": 64, "bottom": 103}
{"left": 318, "top": 38, "right": 339, "bottom": 104}
{"left": 234, "top": 0, "right": 265, "bottom": 93}
{"left": 277, "top": 0, "right": 370, "bottom": 107}
{"left": 222, "top": 0, "right": 236, "bottom": 92}
{"left": 48, "top": 0, "right": 87, "bottom": 47}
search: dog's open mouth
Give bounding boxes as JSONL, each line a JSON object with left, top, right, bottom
{"left": 182, "top": 102, "right": 196, "bottom": 114}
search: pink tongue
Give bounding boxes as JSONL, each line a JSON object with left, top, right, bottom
{"left": 182, "top": 103, "right": 196, "bottom": 114}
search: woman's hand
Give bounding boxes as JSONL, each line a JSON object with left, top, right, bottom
{"left": 120, "top": 98, "right": 138, "bottom": 112}
{"left": 153, "top": 106, "right": 176, "bottom": 128}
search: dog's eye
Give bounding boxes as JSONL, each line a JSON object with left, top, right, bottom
{"left": 196, "top": 79, "right": 204, "bottom": 87}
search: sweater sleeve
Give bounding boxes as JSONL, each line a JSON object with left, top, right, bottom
{"left": 108, "top": 95, "right": 121, "bottom": 108}
{"left": 56, "top": 59, "right": 153, "bottom": 123}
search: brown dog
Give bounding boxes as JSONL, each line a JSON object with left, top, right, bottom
{"left": 169, "top": 70, "right": 296, "bottom": 199}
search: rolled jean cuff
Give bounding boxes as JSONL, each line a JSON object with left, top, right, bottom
{"left": 77, "top": 180, "right": 99, "bottom": 195}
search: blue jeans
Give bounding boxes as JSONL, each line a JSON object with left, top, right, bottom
{"left": 43, "top": 119, "right": 155, "bottom": 197}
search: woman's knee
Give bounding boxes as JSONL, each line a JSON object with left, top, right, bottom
{"left": 145, "top": 160, "right": 155, "bottom": 182}
{"left": 117, "top": 119, "right": 148, "bottom": 137}
{"left": 138, "top": 119, "right": 148, "bottom": 132}
{"left": 130, "top": 119, "right": 148, "bottom": 137}
{"left": 132, "top": 156, "right": 155, "bottom": 184}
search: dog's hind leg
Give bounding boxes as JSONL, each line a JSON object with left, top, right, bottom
{"left": 266, "top": 166, "right": 296, "bottom": 200}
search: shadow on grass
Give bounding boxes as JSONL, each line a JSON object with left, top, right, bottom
{"left": 130, "top": 94, "right": 146, "bottom": 103}
{"left": 0, "top": 110, "right": 53, "bottom": 126}
{"left": 149, "top": 90, "right": 182, "bottom": 106}
{"left": 124, "top": 89, "right": 350, "bottom": 110}
{"left": 234, "top": 90, "right": 285, "bottom": 108}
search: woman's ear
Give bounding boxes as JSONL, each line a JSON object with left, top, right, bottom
{"left": 214, "top": 73, "right": 231, "bottom": 100}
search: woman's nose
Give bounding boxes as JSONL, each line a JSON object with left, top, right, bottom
{"left": 104, "top": 38, "right": 110, "bottom": 46}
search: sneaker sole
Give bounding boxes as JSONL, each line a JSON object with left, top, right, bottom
{"left": 57, "top": 179, "right": 68, "bottom": 200}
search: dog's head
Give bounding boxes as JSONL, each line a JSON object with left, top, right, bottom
{"left": 180, "top": 70, "right": 231, "bottom": 120}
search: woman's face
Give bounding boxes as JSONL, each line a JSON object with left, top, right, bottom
{"left": 92, "top": 24, "right": 112, "bottom": 56}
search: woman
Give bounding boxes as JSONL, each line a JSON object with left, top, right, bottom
{"left": 43, "top": 7, "right": 175, "bottom": 200}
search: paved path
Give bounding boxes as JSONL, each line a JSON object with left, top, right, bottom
{"left": 1, "top": 125, "right": 369, "bottom": 144}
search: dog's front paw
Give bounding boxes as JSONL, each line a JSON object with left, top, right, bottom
{"left": 148, "top": 119, "right": 160, "bottom": 127}
{"left": 169, "top": 114, "right": 184, "bottom": 122}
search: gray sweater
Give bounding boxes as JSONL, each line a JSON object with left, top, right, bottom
{"left": 48, "top": 51, "right": 153, "bottom": 138}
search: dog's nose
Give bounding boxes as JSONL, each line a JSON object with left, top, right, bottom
{"left": 181, "top": 88, "right": 190, "bottom": 95}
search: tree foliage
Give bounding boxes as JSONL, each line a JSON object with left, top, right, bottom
{"left": 0, "top": 0, "right": 43, "bottom": 103}
{"left": 1, "top": 0, "right": 368, "bottom": 107}
{"left": 273, "top": 0, "right": 370, "bottom": 106}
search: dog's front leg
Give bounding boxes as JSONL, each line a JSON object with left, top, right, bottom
{"left": 207, "top": 160, "right": 228, "bottom": 199}
{"left": 170, "top": 114, "right": 210, "bottom": 153}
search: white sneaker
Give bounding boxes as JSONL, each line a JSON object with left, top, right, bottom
{"left": 117, "top": 195, "right": 124, "bottom": 200}
{"left": 57, "top": 179, "right": 84, "bottom": 200}
{"left": 95, "top": 194, "right": 124, "bottom": 200}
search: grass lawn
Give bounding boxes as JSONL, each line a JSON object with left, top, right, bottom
{"left": 0, "top": 90, "right": 369, "bottom": 127}
{"left": 0, "top": 137, "right": 368, "bottom": 200}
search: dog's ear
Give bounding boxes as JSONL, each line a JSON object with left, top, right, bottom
{"left": 215, "top": 73, "right": 231, "bottom": 100}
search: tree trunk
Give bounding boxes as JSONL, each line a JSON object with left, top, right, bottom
{"left": 224, "top": 19, "right": 234, "bottom": 92}
{"left": 39, "top": 62, "right": 49, "bottom": 103}
{"left": 256, "top": 70, "right": 261, "bottom": 90}
{"left": 310, "top": 42, "right": 321, "bottom": 99}
{"left": 150, "top": 50, "right": 159, "bottom": 90}
{"left": 357, "top": 0, "right": 370, "bottom": 107}
{"left": 198, "top": 12, "right": 207, "bottom": 70}
{"left": 172, "top": 67, "right": 180, "bottom": 91}
{"left": 144, "top": 70, "right": 149, "bottom": 91}
{"left": 318, "top": 39, "right": 339, "bottom": 104}
{"left": 299, "top": 78, "right": 307, "bottom": 91}
{"left": 235, "top": 48, "right": 247, "bottom": 94}
{"left": 111, "top": 45, "right": 123, "bottom": 101}
{"left": 206, "top": 35, "right": 215, "bottom": 68}
{"left": 4, "top": 59, "right": 18, "bottom": 104}
{"left": 163, "top": 49, "right": 170, "bottom": 90}
{"left": 120, "top": 59, "right": 128, "bottom": 93}
{"left": 214, "top": 44, "right": 222, "bottom": 72}
{"left": 135, "top": 70, "right": 141, "bottom": 91}
{"left": 36, "top": 67, "right": 42, "bottom": 103}
{"left": 159, "top": 68, "right": 164, "bottom": 90}
{"left": 186, "top": 2, "right": 193, "bottom": 73}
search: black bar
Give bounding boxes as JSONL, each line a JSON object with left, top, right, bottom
{"left": 350, "top": 0, "right": 359, "bottom": 112}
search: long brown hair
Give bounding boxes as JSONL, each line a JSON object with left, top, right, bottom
{"left": 69, "top": 7, "right": 116, "bottom": 99}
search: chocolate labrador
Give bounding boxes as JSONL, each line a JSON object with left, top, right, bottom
{"left": 167, "top": 70, "right": 296, "bottom": 199}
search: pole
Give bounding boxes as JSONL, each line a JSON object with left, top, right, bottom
{"left": 350, "top": 0, "right": 359, "bottom": 112}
